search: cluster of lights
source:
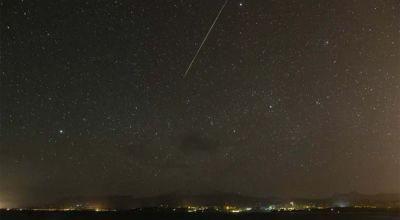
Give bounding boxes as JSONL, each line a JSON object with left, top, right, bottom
{"left": 2, "top": 200, "right": 397, "bottom": 213}
{"left": 224, "top": 206, "right": 252, "bottom": 213}
{"left": 187, "top": 206, "right": 208, "bottom": 213}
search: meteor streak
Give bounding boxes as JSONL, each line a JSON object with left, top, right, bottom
{"left": 182, "top": 0, "right": 229, "bottom": 78}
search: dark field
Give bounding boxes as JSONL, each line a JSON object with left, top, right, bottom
{"left": 1, "top": 210, "right": 399, "bottom": 220}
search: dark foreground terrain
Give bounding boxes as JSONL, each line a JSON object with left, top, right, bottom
{"left": 1, "top": 209, "right": 400, "bottom": 220}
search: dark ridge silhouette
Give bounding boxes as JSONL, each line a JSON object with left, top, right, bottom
{"left": 40, "top": 192, "right": 400, "bottom": 210}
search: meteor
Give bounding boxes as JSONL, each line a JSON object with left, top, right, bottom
{"left": 182, "top": 0, "right": 229, "bottom": 78}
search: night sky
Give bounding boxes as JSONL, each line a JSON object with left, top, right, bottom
{"left": 1, "top": 0, "right": 400, "bottom": 208}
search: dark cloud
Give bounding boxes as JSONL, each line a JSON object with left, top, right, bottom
{"left": 178, "top": 133, "right": 220, "bottom": 154}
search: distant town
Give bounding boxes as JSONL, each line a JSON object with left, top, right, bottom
{"left": 2, "top": 198, "right": 400, "bottom": 213}
{"left": 1, "top": 192, "right": 399, "bottom": 214}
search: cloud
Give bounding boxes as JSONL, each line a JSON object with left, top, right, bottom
{"left": 178, "top": 133, "right": 220, "bottom": 154}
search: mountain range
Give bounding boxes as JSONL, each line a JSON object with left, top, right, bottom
{"left": 42, "top": 192, "right": 400, "bottom": 210}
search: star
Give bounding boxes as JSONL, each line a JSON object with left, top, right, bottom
{"left": 59, "top": 129, "right": 64, "bottom": 134}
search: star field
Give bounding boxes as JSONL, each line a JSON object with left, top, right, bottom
{"left": 1, "top": 0, "right": 399, "bottom": 207}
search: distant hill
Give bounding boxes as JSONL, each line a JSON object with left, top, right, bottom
{"left": 42, "top": 192, "right": 400, "bottom": 210}
{"left": 330, "top": 192, "right": 400, "bottom": 202}
{"left": 325, "top": 192, "right": 400, "bottom": 207}
{"left": 44, "top": 192, "right": 276, "bottom": 210}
